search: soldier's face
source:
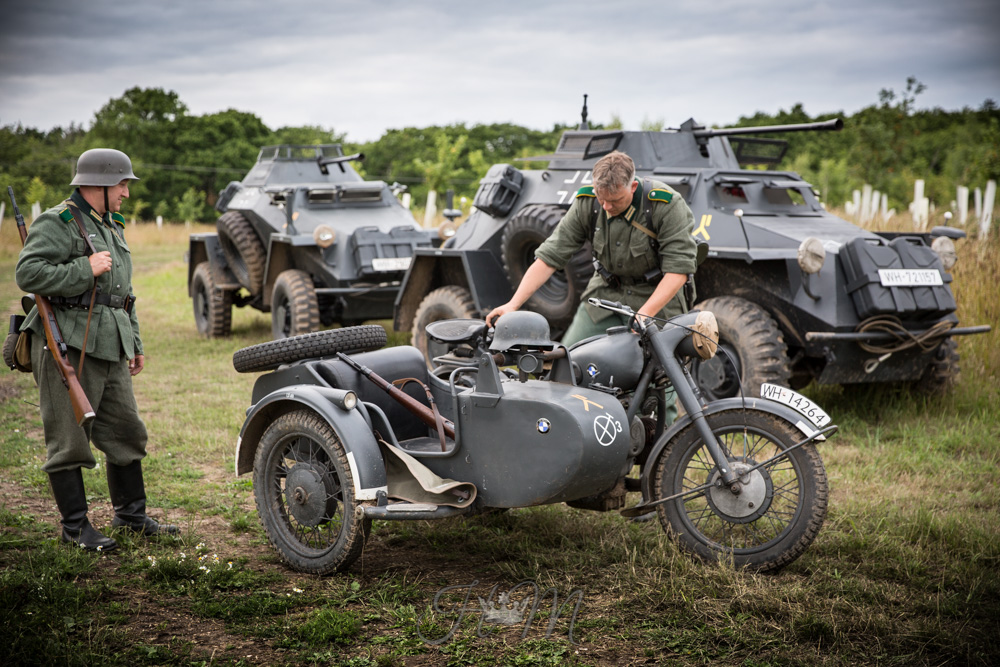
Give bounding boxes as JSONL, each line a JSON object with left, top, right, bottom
{"left": 595, "top": 180, "right": 638, "bottom": 217}
{"left": 107, "top": 180, "right": 130, "bottom": 212}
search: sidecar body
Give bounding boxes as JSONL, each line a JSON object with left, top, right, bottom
{"left": 236, "top": 339, "right": 632, "bottom": 517}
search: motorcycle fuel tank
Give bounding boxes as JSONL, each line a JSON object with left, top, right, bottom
{"left": 569, "top": 326, "right": 644, "bottom": 390}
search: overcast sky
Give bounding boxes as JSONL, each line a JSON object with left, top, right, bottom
{"left": 1, "top": 0, "right": 998, "bottom": 142}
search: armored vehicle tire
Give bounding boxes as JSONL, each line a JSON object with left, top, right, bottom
{"left": 412, "top": 286, "right": 477, "bottom": 366}
{"left": 272, "top": 270, "right": 320, "bottom": 339}
{"left": 690, "top": 296, "right": 791, "bottom": 400}
{"left": 253, "top": 409, "right": 371, "bottom": 574}
{"left": 191, "top": 261, "right": 233, "bottom": 338}
{"left": 217, "top": 211, "right": 267, "bottom": 294}
{"left": 501, "top": 204, "right": 592, "bottom": 330}
{"left": 233, "top": 325, "right": 387, "bottom": 373}
{"left": 653, "top": 407, "right": 828, "bottom": 572}
{"left": 913, "top": 337, "right": 960, "bottom": 396}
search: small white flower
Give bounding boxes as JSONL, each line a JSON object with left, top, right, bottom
{"left": 227, "top": 562, "right": 233, "bottom": 569}
{"left": 293, "top": 587, "right": 303, "bottom": 594}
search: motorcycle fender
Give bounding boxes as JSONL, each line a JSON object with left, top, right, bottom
{"left": 234, "top": 385, "right": 387, "bottom": 501}
{"left": 639, "top": 396, "right": 828, "bottom": 501}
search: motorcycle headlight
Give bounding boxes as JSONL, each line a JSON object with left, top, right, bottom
{"left": 313, "top": 225, "right": 336, "bottom": 248}
{"left": 797, "top": 237, "right": 825, "bottom": 275}
{"left": 931, "top": 236, "right": 957, "bottom": 270}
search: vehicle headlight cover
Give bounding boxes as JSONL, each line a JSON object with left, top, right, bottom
{"left": 931, "top": 236, "right": 957, "bottom": 270}
{"left": 797, "top": 237, "right": 826, "bottom": 274}
{"left": 314, "top": 225, "right": 336, "bottom": 248}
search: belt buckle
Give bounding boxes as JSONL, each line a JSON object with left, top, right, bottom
{"left": 109, "top": 294, "right": 125, "bottom": 308}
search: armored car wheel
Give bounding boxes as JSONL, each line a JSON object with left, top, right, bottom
{"left": 653, "top": 408, "right": 828, "bottom": 572}
{"left": 191, "top": 262, "right": 233, "bottom": 338}
{"left": 691, "top": 296, "right": 790, "bottom": 400}
{"left": 233, "top": 324, "right": 387, "bottom": 373}
{"left": 501, "top": 204, "right": 592, "bottom": 331}
{"left": 254, "top": 409, "right": 370, "bottom": 574}
{"left": 411, "top": 285, "right": 477, "bottom": 366}
{"left": 217, "top": 211, "right": 267, "bottom": 295}
{"left": 272, "top": 269, "right": 320, "bottom": 339}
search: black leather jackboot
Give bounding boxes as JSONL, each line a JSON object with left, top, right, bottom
{"left": 106, "top": 460, "right": 180, "bottom": 536}
{"left": 48, "top": 468, "right": 118, "bottom": 551}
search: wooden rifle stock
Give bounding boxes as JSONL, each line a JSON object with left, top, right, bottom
{"left": 8, "top": 187, "right": 95, "bottom": 426}
{"left": 336, "top": 352, "right": 455, "bottom": 439}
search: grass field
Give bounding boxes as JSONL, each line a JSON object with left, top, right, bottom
{"left": 1, "top": 216, "right": 998, "bottom": 666}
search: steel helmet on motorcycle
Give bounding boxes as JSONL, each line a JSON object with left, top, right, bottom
{"left": 70, "top": 148, "right": 140, "bottom": 187}
{"left": 490, "top": 311, "right": 556, "bottom": 352}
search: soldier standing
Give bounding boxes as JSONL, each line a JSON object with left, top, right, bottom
{"left": 15, "top": 148, "right": 178, "bottom": 551}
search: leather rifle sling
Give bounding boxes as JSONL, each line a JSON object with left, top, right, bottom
{"left": 66, "top": 204, "right": 99, "bottom": 379}
{"left": 392, "top": 378, "right": 449, "bottom": 451}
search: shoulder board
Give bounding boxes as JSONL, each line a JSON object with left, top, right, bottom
{"left": 111, "top": 212, "right": 125, "bottom": 229}
{"left": 575, "top": 186, "right": 595, "bottom": 198}
{"left": 58, "top": 208, "right": 74, "bottom": 224}
{"left": 648, "top": 189, "right": 673, "bottom": 204}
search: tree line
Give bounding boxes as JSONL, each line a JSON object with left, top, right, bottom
{"left": 2, "top": 81, "right": 997, "bottom": 223}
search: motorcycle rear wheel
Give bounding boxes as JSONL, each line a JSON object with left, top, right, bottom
{"left": 253, "top": 409, "right": 370, "bottom": 574}
{"left": 653, "top": 408, "right": 827, "bottom": 572}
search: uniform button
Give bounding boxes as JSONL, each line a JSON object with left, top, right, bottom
{"left": 616, "top": 241, "right": 621, "bottom": 246}
{"left": 627, "top": 290, "right": 633, "bottom": 295}
{"left": 116, "top": 284, "right": 121, "bottom": 289}
{"left": 617, "top": 262, "right": 623, "bottom": 267}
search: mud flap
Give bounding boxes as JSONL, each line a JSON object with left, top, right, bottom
{"left": 378, "top": 440, "right": 477, "bottom": 509}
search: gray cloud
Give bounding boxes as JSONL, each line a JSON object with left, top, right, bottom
{"left": 1, "top": 0, "right": 997, "bottom": 141}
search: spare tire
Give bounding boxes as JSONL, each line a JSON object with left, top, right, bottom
{"left": 500, "top": 204, "right": 592, "bottom": 331}
{"left": 233, "top": 325, "right": 388, "bottom": 373}
{"left": 217, "top": 211, "right": 267, "bottom": 295}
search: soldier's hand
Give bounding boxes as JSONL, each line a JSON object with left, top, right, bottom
{"left": 129, "top": 354, "right": 144, "bottom": 376}
{"left": 89, "top": 251, "right": 112, "bottom": 276}
{"left": 486, "top": 304, "right": 516, "bottom": 327}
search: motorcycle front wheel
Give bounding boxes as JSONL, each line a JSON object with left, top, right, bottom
{"left": 653, "top": 408, "right": 828, "bottom": 572}
{"left": 253, "top": 409, "right": 370, "bottom": 574}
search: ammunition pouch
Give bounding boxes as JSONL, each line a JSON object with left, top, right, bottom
{"left": 49, "top": 290, "right": 135, "bottom": 314}
{"left": 593, "top": 260, "right": 663, "bottom": 290}
{"left": 3, "top": 315, "right": 31, "bottom": 372}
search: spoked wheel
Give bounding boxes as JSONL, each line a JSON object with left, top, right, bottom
{"left": 653, "top": 408, "right": 828, "bottom": 572}
{"left": 253, "top": 410, "right": 370, "bottom": 574}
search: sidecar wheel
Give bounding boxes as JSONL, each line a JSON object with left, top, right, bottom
{"left": 232, "top": 324, "right": 387, "bottom": 373}
{"left": 253, "top": 409, "right": 370, "bottom": 574}
{"left": 653, "top": 408, "right": 828, "bottom": 572}
{"left": 690, "top": 296, "right": 790, "bottom": 400}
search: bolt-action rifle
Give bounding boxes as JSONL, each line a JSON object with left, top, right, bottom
{"left": 8, "top": 186, "right": 95, "bottom": 426}
{"left": 336, "top": 352, "right": 455, "bottom": 440}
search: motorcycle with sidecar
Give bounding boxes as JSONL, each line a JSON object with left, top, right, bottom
{"left": 232, "top": 300, "right": 835, "bottom": 574}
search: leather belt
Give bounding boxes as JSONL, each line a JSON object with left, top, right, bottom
{"left": 50, "top": 290, "right": 135, "bottom": 314}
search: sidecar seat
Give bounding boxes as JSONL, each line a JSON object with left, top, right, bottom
{"left": 316, "top": 346, "right": 454, "bottom": 443}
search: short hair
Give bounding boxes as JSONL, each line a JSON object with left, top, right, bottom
{"left": 592, "top": 151, "right": 635, "bottom": 192}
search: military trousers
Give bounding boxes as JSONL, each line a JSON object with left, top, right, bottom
{"left": 31, "top": 333, "right": 148, "bottom": 473}
{"left": 562, "top": 305, "right": 678, "bottom": 426}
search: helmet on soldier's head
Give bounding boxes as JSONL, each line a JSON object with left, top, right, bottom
{"left": 70, "top": 149, "right": 140, "bottom": 187}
